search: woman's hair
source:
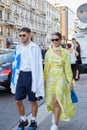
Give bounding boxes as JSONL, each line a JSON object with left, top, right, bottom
{"left": 76, "top": 41, "right": 81, "bottom": 49}
{"left": 66, "top": 43, "right": 72, "bottom": 48}
{"left": 76, "top": 41, "right": 81, "bottom": 53}
{"left": 52, "top": 32, "right": 62, "bottom": 39}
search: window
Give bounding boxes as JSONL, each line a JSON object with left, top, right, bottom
{"left": 0, "top": 10, "right": 2, "bottom": 19}
{"left": 7, "top": 28, "right": 10, "bottom": 36}
{"left": 0, "top": 26, "right": 3, "bottom": 35}
{"left": 7, "top": 13, "right": 10, "bottom": 20}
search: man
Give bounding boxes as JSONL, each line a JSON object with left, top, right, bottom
{"left": 10, "top": 27, "right": 44, "bottom": 129}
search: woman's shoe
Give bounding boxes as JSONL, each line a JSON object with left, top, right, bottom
{"left": 50, "top": 124, "right": 59, "bottom": 130}
{"left": 75, "top": 78, "right": 79, "bottom": 81}
{"left": 75, "top": 75, "right": 80, "bottom": 81}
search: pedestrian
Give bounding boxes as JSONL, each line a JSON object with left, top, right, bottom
{"left": 66, "top": 43, "right": 78, "bottom": 80}
{"left": 41, "top": 45, "right": 49, "bottom": 70}
{"left": 44, "top": 32, "right": 75, "bottom": 130}
{"left": 10, "top": 27, "right": 44, "bottom": 130}
{"left": 72, "top": 38, "right": 82, "bottom": 80}
{"left": 75, "top": 41, "right": 82, "bottom": 80}
{"left": 72, "top": 38, "right": 76, "bottom": 49}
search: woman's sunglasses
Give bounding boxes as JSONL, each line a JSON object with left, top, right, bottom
{"left": 19, "top": 34, "right": 26, "bottom": 37}
{"left": 51, "top": 38, "right": 60, "bottom": 42}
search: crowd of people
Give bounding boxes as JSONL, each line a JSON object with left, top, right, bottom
{"left": 10, "top": 27, "right": 81, "bottom": 130}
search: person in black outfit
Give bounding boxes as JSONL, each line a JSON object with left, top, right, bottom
{"left": 75, "top": 41, "right": 82, "bottom": 80}
{"left": 41, "top": 45, "right": 48, "bottom": 69}
{"left": 66, "top": 43, "right": 78, "bottom": 80}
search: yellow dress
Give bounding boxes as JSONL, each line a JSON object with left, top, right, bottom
{"left": 44, "top": 47, "right": 75, "bottom": 121}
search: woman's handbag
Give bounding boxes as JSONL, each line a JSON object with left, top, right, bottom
{"left": 71, "top": 89, "right": 78, "bottom": 103}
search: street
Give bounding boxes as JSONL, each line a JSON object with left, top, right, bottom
{"left": 0, "top": 90, "right": 45, "bottom": 130}
{"left": 0, "top": 74, "right": 87, "bottom": 130}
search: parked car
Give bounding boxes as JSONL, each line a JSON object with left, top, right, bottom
{"left": 0, "top": 49, "right": 14, "bottom": 90}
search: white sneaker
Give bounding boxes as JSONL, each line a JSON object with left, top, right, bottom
{"left": 50, "top": 124, "right": 59, "bottom": 130}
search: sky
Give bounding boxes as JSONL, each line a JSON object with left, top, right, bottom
{"left": 46, "top": 0, "right": 87, "bottom": 14}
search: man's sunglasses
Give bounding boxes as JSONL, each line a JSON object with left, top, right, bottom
{"left": 51, "top": 38, "right": 60, "bottom": 42}
{"left": 19, "top": 34, "right": 26, "bottom": 37}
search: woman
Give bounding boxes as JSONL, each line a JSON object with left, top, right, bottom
{"left": 66, "top": 43, "right": 78, "bottom": 80}
{"left": 44, "top": 32, "right": 75, "bottom": 130}
{"left": 75, "top": 41, "right": 82, "bottom": 80}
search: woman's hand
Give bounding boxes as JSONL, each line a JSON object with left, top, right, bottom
{"left": 69, "top": 83, "right": 74, "bottom": 89}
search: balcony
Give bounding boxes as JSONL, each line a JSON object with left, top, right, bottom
{"left": 4, "top": 20, "right": 15, "bottom": 27}
{"left": 30, "top": 5, "right": 36, "bottom": 11}
{"left": 16, "top": 24, "right": 22, "bottom": 29}
{"left": 14, "top": 10, "right": 19, "bottom": 17}
{"left": 13, "top": 0, "right": 21, "bottom": 3}
{"left": 31, "top": 26, "right": 46, "bottom": 34}
{"left": 38, "top": 9, "right": 46, "bottom": 16}
{"left": 0, "top": 1, "right": 5, "bottom": 8}
{"left": 5, "top": 6, "right": 11, "bottom": 13}
{"left": 31, "top": 27, "right": 38, "bottom": 33}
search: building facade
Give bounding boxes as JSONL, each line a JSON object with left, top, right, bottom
{"left": 29, "top": 0, "right": 46, "bottom": 45}
{"left": 0, "top": 0, "right": 60, "bottom": 48}
{"left": 45, "top": 1, "right": 60, "bottom": 44}
{"left": 56, "top": 6, "right": 75, "bottom": 43}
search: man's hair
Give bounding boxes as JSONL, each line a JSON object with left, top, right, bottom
{"left": 52, "top": 32, "right": 62, "bottom": 39}
{"left": 20, "top": 27, "right": 31, "bottom": 33}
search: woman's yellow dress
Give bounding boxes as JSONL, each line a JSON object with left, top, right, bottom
{"left": 44, "top": 47, "right": 75, "bottom": 121}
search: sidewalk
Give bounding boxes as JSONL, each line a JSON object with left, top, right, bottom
{"left": 12, "top": 74, "right": 87, "bottom": 130}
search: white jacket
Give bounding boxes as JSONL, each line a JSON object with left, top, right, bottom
{"left": 10, "top": 42, "right": 44, "bottom": 97}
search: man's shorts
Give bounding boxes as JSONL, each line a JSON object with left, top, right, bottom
{"left": 15, "top": 71, "right": 37, "bottom": 101}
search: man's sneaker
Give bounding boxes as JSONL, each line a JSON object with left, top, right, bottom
{"left": 18, "top": 119, "right": 28, "bottom": 128}
{"left": 29, "top": 120, "right": 37, "bottom": 129}
{"left": 50, "top": 124, "right": 59, "bottom": 130}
